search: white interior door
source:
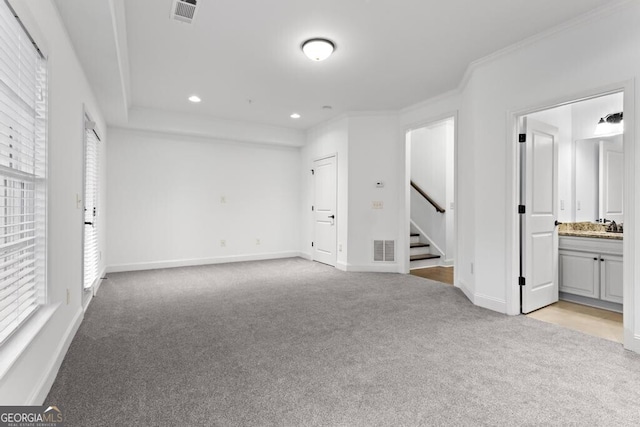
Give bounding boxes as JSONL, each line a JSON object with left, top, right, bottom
{"left": 313, "top": 156, "right": 337, "bottom": 266}
{"left": 83, "top": 122, "right": 100, "bottom": 290}
{"left": 599, "top": 136, "right": 624, "bottom": 224}
{"left": 521, "top": 118, "right": 559, "bottom": 314}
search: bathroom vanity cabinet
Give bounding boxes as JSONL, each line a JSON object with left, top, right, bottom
{"left": 559, "top": 235, "right": 623, "bottom": 308}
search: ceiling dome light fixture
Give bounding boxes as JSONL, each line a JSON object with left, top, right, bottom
{"left": 188, "top": 95, "right": 201, "bottom": 103}
{"left": 290, "top": 113, "right": 301, "bottom": 119}
{"left": 302, "top": 38, "right": 335, "bottom": 61}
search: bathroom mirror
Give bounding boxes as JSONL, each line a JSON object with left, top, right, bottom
{"left": 573, "top": 134, "right": 623, "bottom": 223}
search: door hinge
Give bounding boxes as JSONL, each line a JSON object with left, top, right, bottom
{"left": 311, "top": 169, "right": 315, "bottom": 175}
{"left": 311, "top": 242, "right": 314, "bottom": 247}
{"left": 518, "top": 205, "right": 526, "bottom": 214}
{"left": 519, "top": 134, "right": 526, "bottom": 143}
{"left": 519, "top": 277, "right": 526, "bottom": 287}
{"left": 311, "top": 205, "right": 314, "bottom": 211}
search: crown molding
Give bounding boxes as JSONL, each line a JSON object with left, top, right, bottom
{"left": 401, "top": 0, "right": 636, "bottom": 115}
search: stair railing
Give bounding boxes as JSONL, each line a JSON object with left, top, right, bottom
{"left": 410, "top": 181, "right": 445, "bottom": 213}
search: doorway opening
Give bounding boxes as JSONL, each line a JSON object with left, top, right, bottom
{"left": 82, "top": 112, "right": 101, "bottom": 309}
{"left": 517, "top": 91, "right": 624, "bottom": 343}
{"left": 406, "top": 116, "right": 456, "bottom": 283}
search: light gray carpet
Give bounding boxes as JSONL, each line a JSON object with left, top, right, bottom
{"left": 46, "top": 258, "right": 640, "bottom": 426}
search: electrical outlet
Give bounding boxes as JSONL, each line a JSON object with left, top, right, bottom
{"left": 220, "top": 196, "right": 227, "bottom": 204}
{"left": 560, "top": 200, "right": 565, "bottom": 210}
{"left": 220, "top": 240, "right": 226, "bottom": 247}
{"left": 99, "top": 251, "right": 102, "bottom": 260}
{"left": 470, "top": 262, "right": 474, "bottom": 275}
{"left": 372, "top": 201, "right": 383, "bottom": 209}
{"left": 256, "top": 238, "right": 261, "bottom": 245}
{"left": 339, "top": 243, "right": 343, "bottom": 252}
{"left": 66, "top": 288, "right": 70, "bottom": 305}
{"left": 577, "top": 201, "right": 581, "bottom": 210}
{"left": 76, "top": 194, "right": 82, "bottom": 209}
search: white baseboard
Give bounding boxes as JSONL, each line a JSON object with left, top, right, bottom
{"left": 344, "top": 263, "right": 400, "bottom": 273}
{"left": 625, "top": 332, "right": 640, "bottom": 354}
{"left": 336, "top": 261, "right": 348, "bottom": 271}
{"left": 28, "top": 307, "right": 84, "bottom": 404}
{"left": 474, "top": 292, "right": 507, "bottom": 314}
{"left": 106, "top": 251, "right": 303, "bottom": 273}
{"left": 298, "top": 252, "right": 312, "bottom": 261}
{"left": 93, "top": 267, "right": 107, "bottom": 296}
{"left": 456, "top": 279, "right": 474, "bottom": 303}
{"left": 442, "top": 259, "right": 454, "bottom": 266}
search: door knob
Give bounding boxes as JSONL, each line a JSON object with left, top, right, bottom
{"left": 555, "top": 220, "right": 563, "bottom": 226}
{"left": 328, "top": 215, "right": 335, "bottom": 219}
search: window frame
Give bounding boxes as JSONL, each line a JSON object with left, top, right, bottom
{"left": 0, "top": 0, "right": 48, "bottom": 346}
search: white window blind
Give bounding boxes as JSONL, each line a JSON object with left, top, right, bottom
{"left": 0, "top": 1, "right": 47, "bottom": 344}
{"left": 83, "top": 124, "right": 99, "bottom": 289}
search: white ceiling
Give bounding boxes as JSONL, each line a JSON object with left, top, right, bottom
{"left": 55, "top": 0, "right": 614, "bottom": 130}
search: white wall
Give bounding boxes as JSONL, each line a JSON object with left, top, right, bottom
{"left": 106, "top": 128, "right": 301, "bottom": 271}
{"left": 347, "top": 115, "right": 402, "bottom": 272}
{"left": 420, "top": 2, "right": 640, "bottom": 350}
{"left": 302, "top": 114, "right": 403, "bottom": 272}
{"left": 301, "top": 117, "right": 349, "bottom": 267}
{"left": 0, "top": 0, "right": 107, "bottom": 404}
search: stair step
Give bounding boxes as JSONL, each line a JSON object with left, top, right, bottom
{"left": 410, "top": 242, "right": 430, "bottom": 248}
{"left": 409, "top": 233, "right": 421, "bottom": 244}
{"left": 410, "top": 254, "right": 441, "bottom": 261}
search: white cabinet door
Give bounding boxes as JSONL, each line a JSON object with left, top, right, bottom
{"left": 600, "top": 254, "right": 623, "bottom": 304}
{"left": 559, "top": 250, "right": 599, "bottom": 298}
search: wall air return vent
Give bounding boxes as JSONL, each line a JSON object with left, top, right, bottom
{"left": 373, "top": 240, "right": 395, "bottom": 262}
{"left": 171, "top": 0, "right": 199, "bottom": 24}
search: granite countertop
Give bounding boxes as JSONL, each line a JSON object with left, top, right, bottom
{"left": 558, "top": 222, "right": 623, "bottom": 240}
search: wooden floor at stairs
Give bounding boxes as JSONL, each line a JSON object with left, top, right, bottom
{"left": 410, "top": 266, "right": 454, "bottom": 285}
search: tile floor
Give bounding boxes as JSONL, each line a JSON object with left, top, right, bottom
{"left": 527, "top": 300, "right": 623, "bottom": 343}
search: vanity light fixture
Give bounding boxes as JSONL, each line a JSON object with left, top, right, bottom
{"left": 594, "top": 112, "right": 623, "bottom": 136}
{"left": 188, "top": 95, "right": 201, "bottom": 103}
{"left": 301, "top": 38, "right": 335, "bottom": 61}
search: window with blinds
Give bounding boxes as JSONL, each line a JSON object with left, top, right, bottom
{"left": 83, "top": 123, "right": 99, "bottom": 290}
{"left": 0, "top": 1, "right": 47, "bottom": 344}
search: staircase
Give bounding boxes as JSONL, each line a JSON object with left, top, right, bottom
{"left": 410, "top": 233, "right": 441, "bottom": 269}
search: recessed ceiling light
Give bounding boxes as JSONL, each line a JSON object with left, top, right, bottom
{"left": 188, "top": 95, "right": 201, "bottom": 103}
{"left": 301, "top": 38, "right": 335, "bottom": 61}
{"left": 290, "top": 113, "right": 301, "bottom": 119}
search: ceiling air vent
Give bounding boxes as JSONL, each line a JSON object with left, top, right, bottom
{"left": 171, "top": 0, "right": 198, "bottom": 24}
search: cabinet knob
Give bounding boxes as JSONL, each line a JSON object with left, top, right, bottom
{"left": 593, "top": 258, "right": 598, "bottom": 261}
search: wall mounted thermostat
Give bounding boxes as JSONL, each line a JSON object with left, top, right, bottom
{"left": 375, "top": 181, "right": 384, "bottom": 188}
